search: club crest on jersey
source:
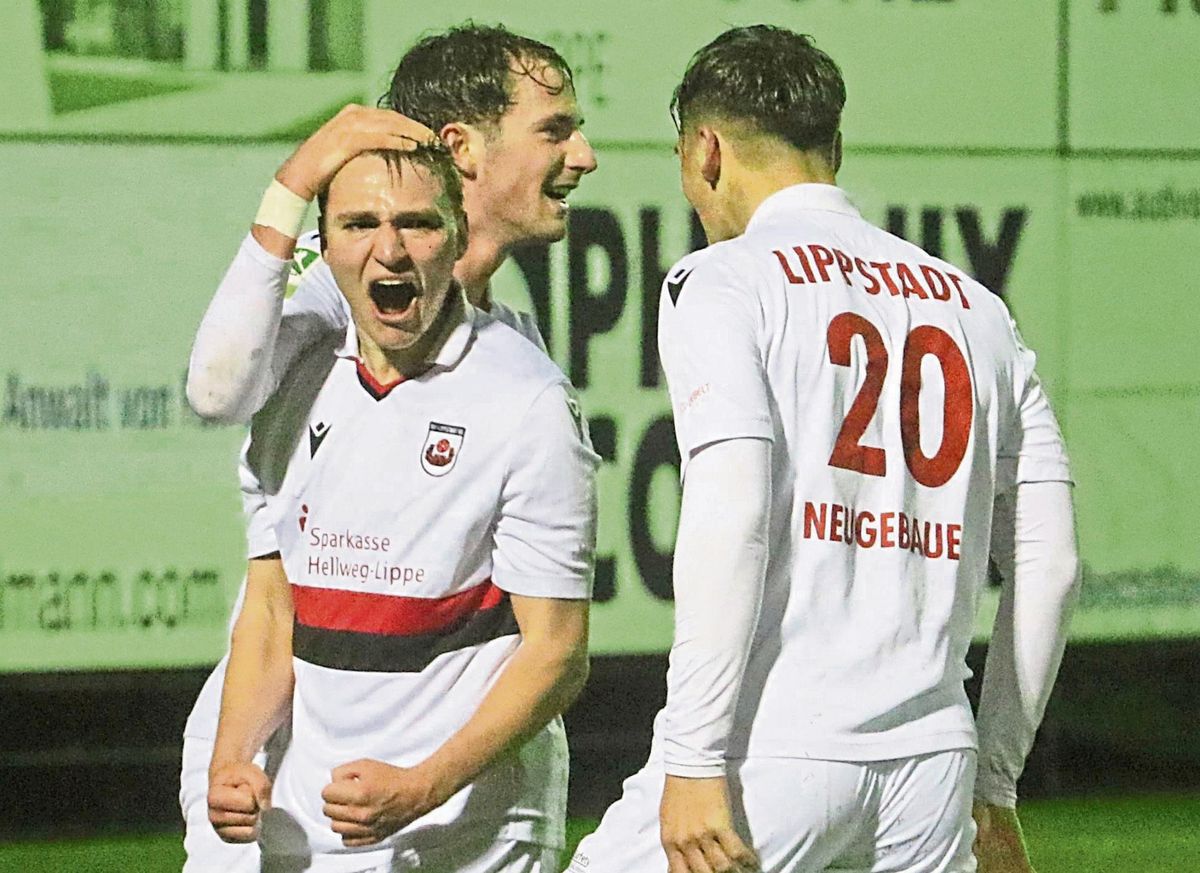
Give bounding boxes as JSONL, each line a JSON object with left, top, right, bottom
{"left": 421, "top": 422, "right": 466, "bottom": 477}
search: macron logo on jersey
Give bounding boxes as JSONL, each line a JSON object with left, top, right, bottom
{"left": 666, "top": 267, "right": 695, "bottom": 305}
{"left": 309, "top": 421, "right": 331, "bottom": 457}
{"left": 422, "top": 422, "right": 465, "bottom": 477}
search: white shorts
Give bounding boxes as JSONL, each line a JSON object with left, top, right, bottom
{"left": 348, "top": 836, "right": 559, "bottom": 873}
{"left": 183, "top": 734, "right": 556, "bottom": 873}
{"left": 570, "top": 749, "right": 977, "bottom": 873}
{"left": 180, "top": 727, "right": 292, "bottom": 873}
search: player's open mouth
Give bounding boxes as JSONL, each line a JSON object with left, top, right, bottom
{"left": 369, "top": 279, "right": 420, "bottom": 321}
{"left": 544, "top": 184, "right": 575, "bottom": 212}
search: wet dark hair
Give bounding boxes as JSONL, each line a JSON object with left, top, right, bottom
{"left": 378, "top": 22, "right": 574, "bottom": 132}
{"left": 670, "top": 25, "right": 845, "bottom": 153}
{"left": 317, "top": 143, "right": 467, "bottom": 247}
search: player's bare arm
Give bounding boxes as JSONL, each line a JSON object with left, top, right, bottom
{"left": 208, "top": 556, "right": 295, "bottom": 843}
{"left": 320, "top": 595, "right": 589, "bottom": 846}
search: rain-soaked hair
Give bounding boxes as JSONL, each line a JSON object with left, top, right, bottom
{"left": 379, "top": 22, "right": 574, "bottom": 133}
{"left": 671, "top": 25, "right": 845, "bottom": 154}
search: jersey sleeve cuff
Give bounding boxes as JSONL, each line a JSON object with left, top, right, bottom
{"left": 663, "top": 760, "right": 727, "bottom": 778}
{"left": 246, "top": 525, "right": 279, "bottom": 559}
{"left": 973, "top": 764, "right": 1019, "bottom": 808}
{"left": 239, "top": 231, "right": 294, "bottom": 280}
{"left": 492, "top": 571, "right": 592, "bottom": 601}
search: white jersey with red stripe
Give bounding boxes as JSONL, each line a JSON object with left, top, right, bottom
{"left": 657, "top": 183, "right": 1070, "bottom": 762}
{"left": 182, "top": 235, "right": 551, "bottom": 743}
{"left": 252, "top": 299, "right": 595, "bottom": 862}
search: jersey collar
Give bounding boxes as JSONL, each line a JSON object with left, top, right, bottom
{"left": 746, "top": 183, "right": 861, "bottom": 234}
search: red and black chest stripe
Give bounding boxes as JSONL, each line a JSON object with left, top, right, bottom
{"left": 290, "top": 580, "right": 518, "bottom": 672}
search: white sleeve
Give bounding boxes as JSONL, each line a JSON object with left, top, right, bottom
{"left": 657, "top": 254, "right": 773, "bottom": 477}
{"left": 997, "top": 321, "right": 1072, "bottom": 492}
{"left": 491, "top": 382, "right": 599, "bottom": 600}
{"left": 663, "top": 437, "right": 771, "bottom": 777}
{"left": 186, "top": 232, "right": 346, "bottom": 423}
{"left": 238, "top": 436, "right": 279, "bottom": 559}
{"left": 975, "top": 480, "right": 1081, "bottom": 807}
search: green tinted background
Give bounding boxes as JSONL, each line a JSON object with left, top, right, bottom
{"left": 1, "top": 0, "right": 1197, "bottom": 671}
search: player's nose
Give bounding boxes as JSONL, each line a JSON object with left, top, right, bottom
{"left": 566, "top": 130, "right": 598, "bottom": 175}
{"left": 372, "top": 225, "right": 411, "bottom": 269}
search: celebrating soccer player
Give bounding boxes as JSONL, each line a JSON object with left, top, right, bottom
{"left": 204, "top": 141, "right": 597, "bottom": 871}
{"left": 180, "top": 25, "right": 596, "bottom": 873}
{"left": 569, "top": 25, "right": 1080, "bottom": 873}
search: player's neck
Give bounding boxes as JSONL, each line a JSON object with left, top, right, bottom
{"left": 357, "top": 292, "right": 466, "bottom": 383}
{"left": 725, "top": 159, "right": 838, "bottom": 238}
{"left": 454, "top": 236, "right": 507, "bottom": 312}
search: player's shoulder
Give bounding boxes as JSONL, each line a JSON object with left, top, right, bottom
{"left": 661, "top": 239, "right": 764, "bottom": 309}
{"left": 472, "top": 307, "right": 563, "bottom": 388}
{"left": 487, "top": 299, "right": 545, "bottom": 347}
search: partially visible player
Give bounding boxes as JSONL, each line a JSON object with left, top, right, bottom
{"left": 207, "top": 143, "right": 597, "bottom": 871}
{"left": 570, "top": 25, "right": 1079, "bottom": 873}
{"left": 180, "top": 24, "right": 596, "bottom": 872}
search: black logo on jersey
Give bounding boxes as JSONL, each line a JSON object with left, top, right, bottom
{"left": 309, "top": 422, "right": 331, "bottom": 457}
{"left": 666, "top": 267, "right": 694, "bottom": 305}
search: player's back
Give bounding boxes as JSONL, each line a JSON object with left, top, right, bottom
{"left": 666, "top": 184, "right": 1032, "bottom": 762}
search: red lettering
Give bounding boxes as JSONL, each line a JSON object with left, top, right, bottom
{"left": 871, "top": 261, "right": 901, "bottom": 296}
{"left": 924, "top": 521, "right": 944, "bottom": 558}
{"left": 948, "top": 524, "right": 962, "bottom": 560}
{"left": 880, "top": 512, "right": 895, "bottom": 548}
{"left": 773, "top": 249, "right": 805, "bottom": 284}
{"left": 910, "top": 518, "right": 924, "bottom": 554}
{"left": 896, "top": 263, "right": 929, "bottom": 300}
{"left": 830, "top": 503, "right": 844, "bottom": 541}
{"left": 921, "top": 265, "right": 952, "bottom": 302}
{"left": 856, "top": 258, "right": 881, "bottom": 294}
{"left": 808, "top": 244, "right": 835, "bottom": 282}
{"left": 793, "top": 245, "right": 817, "bottom": 283}
{"left": 804, "top": 501, "right": 827, "bottom": 539}
{"left": 856, "top": 511, "right": 877, "bottom": 548}
{"left": 844, "top": 508, "right": 857, "bottom": 544}
{"left": 898, "top": 513, "right": 910, "bottom": 549}
{"left": 948, "top": 272, "right": 971, "bottom": 309}
{"left": 833, "top": 248, "right": 855, "bottom": 285}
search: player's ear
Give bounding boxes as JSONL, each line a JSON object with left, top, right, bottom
{"left": 440, "top": 123, "right": 479, "bottom": 179}
{"left": 699, "top": 126, "right": 721, "bottom": 190}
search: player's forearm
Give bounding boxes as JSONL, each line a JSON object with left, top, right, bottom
{"left": 415, "top": 626, "right": 589, "bottom": 801}
{"left": 663, "top": 438, "right": 771, "bottom": 777}
{"left": 211, "top": 586, "right": 295, "bottom": 771}
{"left": 186, "top": 234, "right": 291, "bottom": 423}
{"left": 976, "top": 481, "right": 1080, "bottom": 807}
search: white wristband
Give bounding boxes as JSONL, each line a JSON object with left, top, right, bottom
{"left": 254, "top": 179, "right": 310, "bottom": 239}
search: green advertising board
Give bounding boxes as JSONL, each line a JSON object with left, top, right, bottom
{"left": 0, "top": 0, "right": 1197, "bottom": 671}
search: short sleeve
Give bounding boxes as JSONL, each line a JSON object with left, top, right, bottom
{"left": 238, "top": 438, "right": 279, "bottom": 558}
{"left": 657, "top": 253, "right": 773, "bottom": 476}
{"left": 998, "top": 324, "right": 1072, "bottom": 493}
{"left": 491, "top": 382, "right": 599, "bottom": 599}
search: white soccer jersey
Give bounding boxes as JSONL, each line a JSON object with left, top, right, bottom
{"left": 259, "top": 300, "right": 596, "bottom": 861}
{"left": 182, "top": 235, "right": 551, "bottom": 742}
{"left": 657, "top": 183, "right": 1070, "bottom": 762}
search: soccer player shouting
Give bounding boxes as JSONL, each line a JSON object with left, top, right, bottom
{"left": 206, "top": 143, "right": 597, "bottom": 872}
{"left": 181, "top": 25, "right": 596, "bottom": 873}
{"left": 570, "top": 26, "right": 1079, "bottom": 873}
